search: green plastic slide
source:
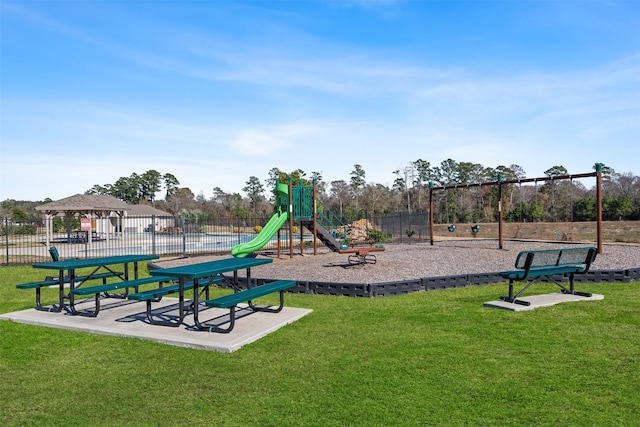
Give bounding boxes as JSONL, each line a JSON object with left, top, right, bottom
{"left": 231, "top": 211, "right": 289, "bottom": 258}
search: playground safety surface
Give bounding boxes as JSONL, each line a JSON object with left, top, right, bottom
{"left": 0, "top": 298, "right": 312, "bottom": 353}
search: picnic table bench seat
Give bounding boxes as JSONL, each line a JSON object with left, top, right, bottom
{"left": 16, "top": 271, "right": 123, "bottom": 311}
{"left": 43, "top": 271, "right": 124, "bottom": 283}
{"left": 69, "top": 275, "right": 175, "bottom": 317}
{"left": 203, "top": 280, "right": 297, "bottom": 333}
{"left": 127, "top": 276, "right": 225, "bottom": 327}
{"left": 127, "top": 276, "right": 223, "bottom": 301}
{"left": 498, "top": 246, "right": 597, "bottom": 306}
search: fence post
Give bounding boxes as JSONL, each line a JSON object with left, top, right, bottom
{"left": 151, "top": 214, "right": 156, "bottom": 256}
{"left": 429, "top": 182, "right": 435, "bottom": 246}
{"left": 3, "top": 217, "right": 8, "bottom": 266}
{"left": 181, "top": 214, "right": 187, "bottom": 257}
{"left": 236, "top": 216, "right": 240, "bottom": 245}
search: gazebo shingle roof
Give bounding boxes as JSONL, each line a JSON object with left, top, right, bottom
{"left": 36, "top": 194, "right": 130, "bottom": 213}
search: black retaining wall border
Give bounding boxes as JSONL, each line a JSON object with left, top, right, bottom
{"left": 310, "top": 281, "right": 368, "bottom": 297}
{"left": 575, "top": 269, "right": 631, "bottom": 283}
{"left": 370, "top": 279, "right": 423, "bottom": 297}
{"left": 423, "top": 275, "right": 470, "bottom": 291}
{"left": 627, "top": 267, "right": 640, "bottom": 281}
{"left": 230, "top": 267, "right": 640, "bottom": 298}
{"left": 466, "top": 273, "right": 505, "bottom": 286}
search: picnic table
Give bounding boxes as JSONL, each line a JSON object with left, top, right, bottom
{"left": 146, "top": 257, "right": 295, "bottom": 333}
{"left": 27, "top": 255, "right": 159, "bottom": 314}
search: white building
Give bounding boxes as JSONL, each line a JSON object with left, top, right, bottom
{"left": 121, "top": 204, "right": 174, "bottom": 234}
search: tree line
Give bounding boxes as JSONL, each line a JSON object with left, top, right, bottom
{"left": 2, "top": 160, "right": 639, "bottom": 224}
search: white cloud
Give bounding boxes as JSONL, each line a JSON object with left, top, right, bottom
{"left": 228, "top": 130, "right": 288, "bottom": 156}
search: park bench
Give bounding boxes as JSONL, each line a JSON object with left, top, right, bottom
{"left": 16, "top": 271, "right": 123, "bottom": 311}
{"left": 204, "top": 280, "right": 296, "bottom": 333}
{"left": 498, "top": 246, "right": 597, "bottom": 306}
{"left": 70, "top": 275, "right": 175, "bottom": 317}
{"left": 127, "top": 276, "right": 224, "bottom": 326}
{"left": 338, "top": 245, "right": 385, "bottom": 265}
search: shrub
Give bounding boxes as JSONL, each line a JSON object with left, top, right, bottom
{"left": 367, "top": 228, "right": 392, "bottom": 243}
{"left": 15, "top": 224, "right": 37, "bottom": 235}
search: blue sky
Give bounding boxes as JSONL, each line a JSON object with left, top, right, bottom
{"left": 1, "top": 0, "right": 639, "bottom": 201}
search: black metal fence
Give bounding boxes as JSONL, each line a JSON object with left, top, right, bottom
{"left": 1, "top": 213, "right": 437, "bottom": 266}
{"left": 0, "top": 214, "right": 276, "bottom": 265}
{"left": 8, "top": 212, "right": 616, "bottom": 266}
{"left": 380, "top": 212, "right": 432, "bottom": 242}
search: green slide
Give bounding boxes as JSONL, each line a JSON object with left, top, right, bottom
{"left": 231, "top": 211, "right": 289, "bottom": 258}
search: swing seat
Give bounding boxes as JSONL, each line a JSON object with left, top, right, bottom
{"left": 471, "top": 224, "right": 480, "bottom": 233}
{"left": 447, "top": 225, "right": 456, "bottom": 232}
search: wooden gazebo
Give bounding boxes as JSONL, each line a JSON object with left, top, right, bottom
{"left": 36, "top": 194, "right": 129, "bottom": 247}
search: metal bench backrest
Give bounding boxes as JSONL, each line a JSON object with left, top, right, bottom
{"left": 49, "top": 246, "right": 60, "bottom": 262}
{"left": 515, "top": 247, "right": 597, "bottom": 271}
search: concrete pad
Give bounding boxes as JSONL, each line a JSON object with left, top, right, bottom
{"left": 484, "top": 292, "right": 604, "bottom": 311}
{"left": 0, "top": 297, "right": 312, "bottom": 353}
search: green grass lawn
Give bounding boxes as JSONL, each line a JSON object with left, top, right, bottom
{"left": 1, "top": 265, "right": 638, "bottom": 426}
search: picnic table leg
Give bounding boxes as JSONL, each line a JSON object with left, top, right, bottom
{"left": 125, "top": 262, "right": 140, "bottom": 294}
{"left": 176, "top": 277, "right": 188, "bottom": 325}
{"left": 51, "top": 269, "right": 66, "bottom": 312}
{"left": 194, "top": 277, "right": 237, "bottom": 333}
{"left": 103, "top": 262, "right": 130, "bottom": 299}
{"left": 144, "top": 277, "right": 186, "bottom": 327}
{"left": 35, "top": 286, "right": 44, "bottom": 311}
{"left": 244, "top": 267, "right": 253, "bottom": 291}
{"left": 70, "top": 292, "right": 102, "bottom": 317}
{"left": 125, "top": 262, "right": 132, "bottom": 295}
{"left": 233, "top": 270, "right": 240, "bottom": 291}
{"left": 68, "top": 268, "right": 104, "bottom": 317}
{"left": 193, "top": 278, "right": 204, "bottom": 330}
{"left": 96, "top": 263, "right": 128, "bottom": 298}
{"left": 67, "top": 269, "right": 77, "bottom": 313}
{"left": 36, "top": 269, "right": 65, "bottom": 312}
{"left": 248, "top": 290, "right": 286, "bottom": 313}
{"left": 198, "top": 307, "right": 236, "bottom": 334}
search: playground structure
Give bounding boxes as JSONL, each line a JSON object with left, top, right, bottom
{"left": 232, "top": 180, "right": 383, "bottom": 260}
{"left": 428, "top": 164, "right": 605, "bottom": 253}
{"left": 233, "top": 164, "right": 605, "bottom": 260}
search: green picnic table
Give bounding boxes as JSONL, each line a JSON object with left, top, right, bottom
{"left": 147, "top": 257, "right": 294, "bottom": 332}
{"left": 26, "top": 255, "right": 159, "bottom": 313}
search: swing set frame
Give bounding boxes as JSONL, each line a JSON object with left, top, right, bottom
{"left": 428, "top": 164, "right": 605, "bottom": 254}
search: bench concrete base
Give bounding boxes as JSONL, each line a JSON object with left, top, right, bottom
{"left": 0, "top": 297, "right": 312, "bottom": 353}
{"left": 484, "top": 292, "right": 604, "bottom": 311}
